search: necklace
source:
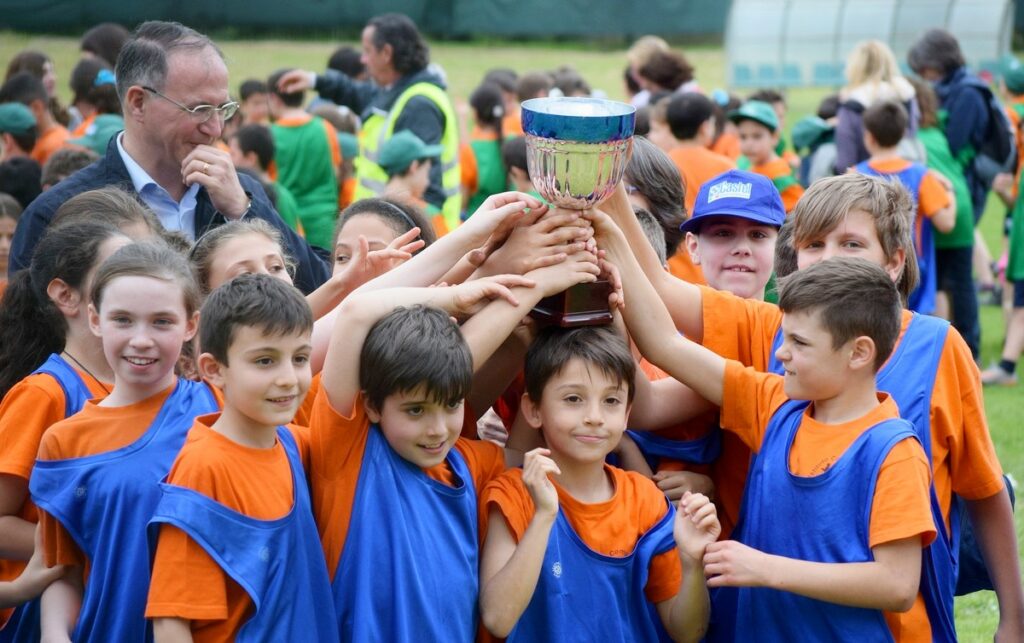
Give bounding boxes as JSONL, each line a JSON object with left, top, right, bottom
{"left": 61, "top": 350, "right": 112, "bottom": 396}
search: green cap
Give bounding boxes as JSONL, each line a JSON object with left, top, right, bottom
{"left": 1001, "top": 55, "right": 1024, "bottom": 95}
{"left": 337, "top": 131, "right": 359, "bottom": 161}
{"left": 0, "top": 102, "right": 36, "bottom": 134}
{"left": 378, "top": 130, "right": 443, "bottom": 176}
{"left": 791, "top": 116, "right": 833, "bottom": 151}
{"left": 727, "top": 100, "right": 778, "bottom": 132}
{"left": 68, "top": 113, "right": 124, "bottom": 155}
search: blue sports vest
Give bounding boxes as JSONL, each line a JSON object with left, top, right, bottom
{"left": 855, "top": 161, "right": 936, "bottom": 314}
{"left": 149, "top": 427, "right": 338, "bottom": 642}
{"left": 765, "top": 313, "right": 957, "bottom": 641}
{"left": 29, "top": 379, "right": 217, "bottom": 643}
{"left": 715, "top": 400, "right": 916, "bottom": 642}
{"left": 333, "top": 426, "right": 480, "bottom": 642}
{"left": 507, "top": 494, "right": 677, "bottom": 643}
{"left": 0, "top": 355, "right": 93, "bottom": 643}
{"left": 626, "top": 428, "right": 722, "bottom": 471}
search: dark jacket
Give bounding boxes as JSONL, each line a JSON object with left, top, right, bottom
{"left": 8, "top": 136, "right": 331, "bottom": 293}
{"left": 935, "top": 67, "right": 991, "bottom": 217}
{"left": 315, "top": 68, "right": 448, "bottom": 209}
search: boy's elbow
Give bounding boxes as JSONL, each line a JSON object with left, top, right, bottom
{"left": 479, "top": 604, "right": 515, "bottom": 638}
{"left": 884, "top": 575, "right": 920, "bottom": 613}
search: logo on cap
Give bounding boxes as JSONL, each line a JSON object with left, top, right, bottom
{"left": 708, "top": 181, "right": 753, "bottom": 203}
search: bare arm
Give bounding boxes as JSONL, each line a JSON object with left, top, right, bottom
{"left": 479, "top": 450, "right": 560, "bottom": 637}
{"left": 964, "top": 489, "right": 1024, "bottom": 642}
{"left": 629, "top": 376, "right": 719, "bottom": 431}
{"left": 39, "top": 565, "right": 83, "bottom": 643}
{"left": 0, "top": 474, "right": 33, "bottom": 560}
{"left": 152, "top": 618, "right": 194, "bottom": 643}
{"left": 704, "top": 536, "right": 922, "bottom": 612}
{"left": 658, "top": 493, "right": 720, "bottom": 643}
{"left": 598, "top": 214, "right": 726, "bottom": 407}
{"left": 0, "top": 525, "right": 64, "bottom": 608}
{"left": 600, "top": 185, "right": 705, "bottom": 340}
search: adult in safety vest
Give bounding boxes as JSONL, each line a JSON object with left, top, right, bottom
{"left": 278, "top": 13, "right": 462, "bottom": 233}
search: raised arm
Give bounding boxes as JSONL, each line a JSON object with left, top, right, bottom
{"left": 597, "top": 211, "right": 726, "bottom": 407}
{"left": 600, "top": 184, "right": 706, "bottom": 341}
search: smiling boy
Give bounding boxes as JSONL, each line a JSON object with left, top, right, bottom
{"left": 729, "top": 100, "right": 803, "bottom": 213}
{"left": 146, "top": 274, "right": 338, "bottom": 642}
{"left": 478, "top": 325, "right": 720, "bottom": 642}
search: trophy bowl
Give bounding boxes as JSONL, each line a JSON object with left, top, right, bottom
{"left": 521, "top": 97, "right": 635, "bottom": 327}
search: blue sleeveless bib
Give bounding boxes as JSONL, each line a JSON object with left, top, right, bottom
{"left": 855, "top": 161, "right": 936, "bottom": 313}
{"left": 149, "top": 427, "right": 338, "bottom": 642}
{"left": 29, "top": 379, "right": 217, "bottom": 643}
{"left": 333, "top": 426, "right": 480, "bottom": 642}
{"left": 508, "top": 492, "right": 676, "bottom": 643}
{"left": 626, "top": 428, "right": 722, "bottom": 470}
{"left": 0, "top": 355, "right": 93, "bottom": 643}
{"left": 712, "top": 400, "right": 916, "bottom": 641}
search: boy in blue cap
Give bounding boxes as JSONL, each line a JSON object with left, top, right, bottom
{"left": 729, "top": 100, "right": 803, "bottom": 212}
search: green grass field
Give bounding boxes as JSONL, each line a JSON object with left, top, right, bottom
{"left": 2, "top": 32, "right": 1020, "bottom": 641}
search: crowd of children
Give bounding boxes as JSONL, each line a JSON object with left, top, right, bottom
{"left": 0, "top": 16, "right": 1021, "bottom": 643}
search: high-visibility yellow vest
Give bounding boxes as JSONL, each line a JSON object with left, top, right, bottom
{"left": 354, "top": 82, "right": 461, "bottom": 232}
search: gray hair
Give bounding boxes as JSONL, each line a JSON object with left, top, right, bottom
{"left": 115, "top": 21, "right": 223, "bottom": 102}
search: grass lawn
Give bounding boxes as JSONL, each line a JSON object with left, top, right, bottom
{"left": 1, "top": 31, "right": 1020, "bottom": 641}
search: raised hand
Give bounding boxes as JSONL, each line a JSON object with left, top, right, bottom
{"left": 449, "top": 274, "right": 536, "bottom": 318}
{"left": 522, "top": 448, "right": 561, "bottom": 517}
{"left": 525, "top": 248, "right": 601, "bottom": 297}
{"left": 478, "top": 207, "right": 594, "bottom": 277}
{"left": 674, "top": 491, "right": 721, "bottom": 564}
{"left": 655, "top": 470, "right": 716, "bottom": 502}
{"left": 334, "top": 228, "right": 425, "bottom": 282}
{"left": 459, "top": 191, "right": 547, "bottom": 247}
{"left": 276, "top": 69, "right": 315, "bottom": 94}
{"left": 181, "top": 145, "right": 249, "bottom": 217}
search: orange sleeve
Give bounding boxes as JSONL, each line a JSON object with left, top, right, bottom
{"left": 292, "top": 373, "right": 321, "bottom": 427}
{"left": 307, "top": 390, "right": 372, "bottom": 579}
{"left": 480, "top": 469, "right": 532, "bottom": 542}
{"left": 460, "top": 142, "right": 479, "bottom": 195}
{"left": 646, "top": 549, "right": 683, "bottom": 604}
{"left": 628, "top": 476, "right": 682, "bottom": 604}
{"left": 868, "top": 438, "right": 936, "bottom": 548}
{"left": 454, "top": 436, "right": 506, "bottom": 492}
{"left": 918, "top": 171, "right": 951, "bottom": 218}
{"left": 699, "top": 285, "right": 782, "bottom": 370}
{"left": 323, "top": 120, "right": 342, "bottom": 167}
{"left": 35, "top": 430, "right": 86, "bottom": 568}
{"left": 286, "top": 423, "right": 312, "bottom": 471}
{"left": 666, "top": 252, "right": 706, "bottom": 286}
{"left": 932, "top": 332, "right": 1004, "bottom": 509}
{"left": 146, "top": 523, "right": 231, "bottom": 621}
{"left": 0, "top": 376, "right": 66, "bottom": 481}
{"left": 780, "top": 183, "right": 804, "bottom": 213}
{"left": 719, "top": 360, "right": 788, "bottom": 452}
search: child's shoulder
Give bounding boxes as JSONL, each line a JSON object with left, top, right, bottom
{"left": 453, "top": 436, "right": 507, "bottom": 489}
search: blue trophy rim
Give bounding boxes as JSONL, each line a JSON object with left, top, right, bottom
{"left": 521, "top": 97, "right": 636, "bottom": 143}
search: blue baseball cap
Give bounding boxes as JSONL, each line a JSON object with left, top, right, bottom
{"left": 681, "top": 169, "right": 786, "bottom": 234}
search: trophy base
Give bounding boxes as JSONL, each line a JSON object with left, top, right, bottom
{"left": 530, "top": 280, "right": 614, "bottom": 328}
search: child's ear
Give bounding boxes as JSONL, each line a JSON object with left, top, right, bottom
{"left": 87, "top": 302, "right": 102, "bottom": 337}
{"left": 47, "top": 278, "right": 82, "bottom": 318}
{"left": 197, "top": 352, "right": 226, "bottom": 388}
{"left": 684, "top": 231, "right": 702, "bottom": 265}
{"left": 848, "top": 335, "right": 877, "bottom": 372}
{"left": 884, "top": 247, "right": 907, "bottom": 285}
{"left": 362, "top": 394, "right": 382, "bottom": 423}
{"left": 183, "top": 311, "right": 200, "bottom": 343}
{"left": 519, "top": 393, "right": 544, "bottom": 430}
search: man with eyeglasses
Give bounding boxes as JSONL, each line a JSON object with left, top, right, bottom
{"left": 8, "top": 21, "right": 331, "bottom": 293}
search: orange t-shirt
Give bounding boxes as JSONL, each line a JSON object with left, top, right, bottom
{"left": 146, "top": 416, "right": 312, "bottom": 641}
{"left": 460, "top": 140, "right": 479, "bottom": 197}
{"left": 666, "top": 252, "right": 706, "bottom": 286}
{"left": 0, "top": 367, "right": 109, "bottom": 624}
{"left": 864, "top": 159, "right": 950, "bottom": 219}
{"left": 668, "top": 145, "right": 736, "bottom": 215}
{"left": 502, "top": 111, "right": 524, "bottom": 138}
{"left": 720, "top": 361, "right": 936, "bottom": 642}
{"left": 292, "top": 372, "right": 321, "bottom": 427}
{"left": 481, "top": 465, "right": 683, "bottom": 604}
{"left": 710, "top": 132, "right": 741, "bottom": 160}
{"left": 700, "top": 288, "right": 1006, "bottom": 526}
{"left": 69, "top": 113, "right": 95, "bottom": 139}
{"left": 30, "top": 125, "right": 70, "bottom": 166}
{"left": 307, "top": 391, "right": 506, "bottom": 580}
{"left": 750, "top": 158, "right": 804, "bottom": 213}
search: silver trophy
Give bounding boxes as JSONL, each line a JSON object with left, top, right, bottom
{"left": 522, "top": 97, "right": 635, "bottom": 326}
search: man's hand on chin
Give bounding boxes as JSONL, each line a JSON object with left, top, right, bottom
{"left": 181, "top": 144, "right": 249, "bottom": 218}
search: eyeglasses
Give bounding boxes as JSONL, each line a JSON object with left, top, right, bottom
{"left": 142, "top": 86, "right": 239, "bottom": 124}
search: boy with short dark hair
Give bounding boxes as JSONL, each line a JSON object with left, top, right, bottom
{"left": 238, "top": 79, "right": 269, "bottom": 126}
{"left": 311, "top": 228, "right": 602, "bottom": 641}
{"left": 479, "top": 324, "right": 719, "bottom": 642}
{"left": 378, "top": 130, "right": 447, "bottom": 236}
{"left": 229, "top": 123, "right": 301, "bottom": 231}
{"left": 728, "top": 100, "right": 803, "bottom": 212}
{"left": 857, "top": 99, "right": 955, "bottom": 315}
{"left": 602, "top": 230, "right": 935, "bottom": 640}
{"left": 664, "top": 93, "right": 735, "bottom": 215}
{"left": 0, "top": 73, "right": 67, "bottom": 166}
{"left": 266, "top": 68, "right": 341, "bottom": 249}
{"left": 146, "top": 274, "right": 338, "bottom": 642}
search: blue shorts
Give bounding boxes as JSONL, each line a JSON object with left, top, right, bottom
{"left": 1014, "top": 280, "right": 1024, "bottom": 308}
